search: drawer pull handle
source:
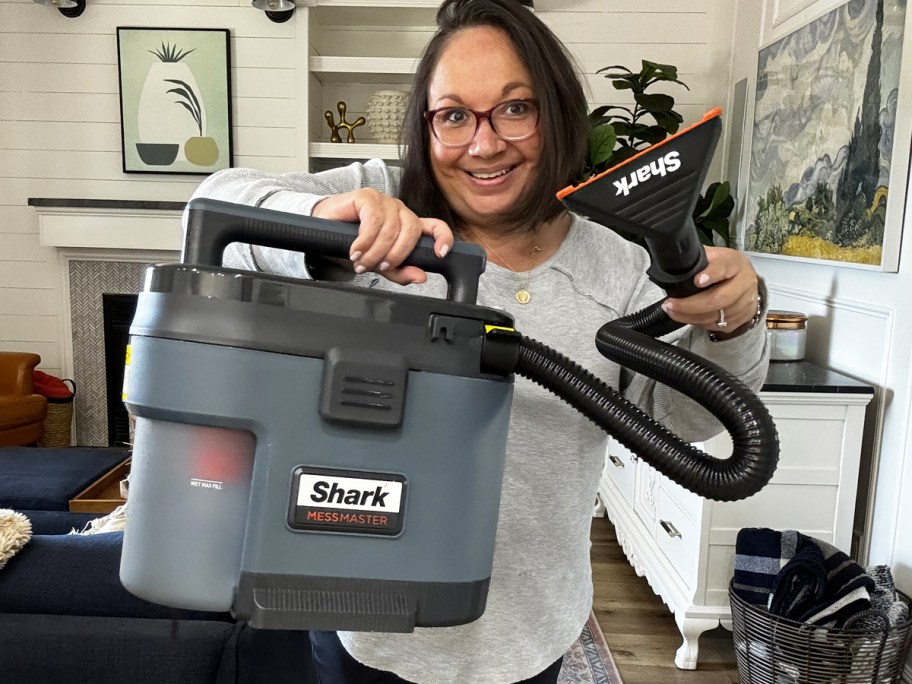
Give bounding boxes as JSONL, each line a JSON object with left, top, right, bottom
{"left": 608, "top": 455, "right": 625, "bottom": 468}
{"left": 660, "top": 519, "right": 682, "bottom": 538}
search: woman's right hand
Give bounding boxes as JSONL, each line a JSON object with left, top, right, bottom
{"left": 312, "top": 188, "right": 454, "bottom": 285}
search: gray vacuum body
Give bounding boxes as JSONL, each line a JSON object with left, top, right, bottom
{"left": 119, "top": 262, "right": 515, "bottom": 632}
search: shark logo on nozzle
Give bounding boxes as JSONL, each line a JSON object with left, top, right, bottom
{"left": 613, "top": 151, "right": 682, "bottom": 196}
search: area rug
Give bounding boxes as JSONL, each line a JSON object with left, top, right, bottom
{"left": 558, "top": 611, "right": 623, "bottom": 684}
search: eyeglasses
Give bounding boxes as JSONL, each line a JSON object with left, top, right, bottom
{"left": 424, "top": 98, "right": 540, "bottom": 147}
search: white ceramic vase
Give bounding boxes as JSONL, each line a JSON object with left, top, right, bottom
{"left": 137, "top": 61, "right": 206, "bottom": 163}
{"left": 366, "top": 90, "right": 408, "bottom": 144}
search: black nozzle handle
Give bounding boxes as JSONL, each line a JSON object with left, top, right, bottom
{"left": 183, "top": 197, "right": 487, "bottom": 304}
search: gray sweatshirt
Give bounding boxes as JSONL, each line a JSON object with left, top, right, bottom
{"left": 189, "top": 159, "right": 769, "bottom": 683}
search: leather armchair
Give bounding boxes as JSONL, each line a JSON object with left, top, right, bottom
{"left": 0, "top": 353, "right": 47, "bottom": 447}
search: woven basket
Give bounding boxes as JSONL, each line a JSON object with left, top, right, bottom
{"left": 730, "top": 582, "right": 912, "bottom": 683}
{"left": 37, "top": 379, "right": 75, "bottom": 448}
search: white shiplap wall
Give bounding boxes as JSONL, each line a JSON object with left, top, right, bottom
{"left": 0, "top": 0, "right": 732, "bottom": 372}
{"left": 0, "top": 0, "right": 304, "bottom": 378}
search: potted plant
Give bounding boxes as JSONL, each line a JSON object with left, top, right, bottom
{"left": 583, "top": 60, "right": 734, "bottom": 247}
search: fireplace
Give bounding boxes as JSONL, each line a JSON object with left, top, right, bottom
{"left": 69, "top": 261, "right": 149, "bottom": 446}
{"left": 102, "top": 294, "right": 139, "bottom": 446}
{"left": 30, "top": 197, "right": 184, "bottom": 446}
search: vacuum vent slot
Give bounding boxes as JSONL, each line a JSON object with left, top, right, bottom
{"left": 320, "top": 349, "right": 407, "bottom": 428}
{"left": 240, "top": 584, "right": 416, "bottom": 632}
{"left": 340, "top": 376, "right": 395, "bottom": 410}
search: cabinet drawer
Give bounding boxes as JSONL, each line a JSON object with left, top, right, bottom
{"left": 604, "top": 439, "right": 636, "bottom": 505}
{"left": 655, "top": 487, "right": 698, "bottom": 589}
{"left": 657, "top": 469, "right": 702, "bottom": 524}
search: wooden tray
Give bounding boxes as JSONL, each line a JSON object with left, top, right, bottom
{"left": 69, "top": 458, "right": 131, "bottom": 513}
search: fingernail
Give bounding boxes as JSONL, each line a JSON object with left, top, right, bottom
{"left": 378, "top": 261, "right": 390, "bottom": 272}
{"left": 439, "top": 244, "right": 450, "bottom": 258}
{"left": 661, "top": 301, "right": 672, "bottom": 313}
{"left": 697, "top": 274, "right": 710, "bottom": 286}
{"left": 354, "top": 264, "right": 366, "bottom": 274}
{"left": 350, "top": 251, "right": 362, "bottom": 262}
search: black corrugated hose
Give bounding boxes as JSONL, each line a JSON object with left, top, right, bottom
{"left": 513, "top": 300, "right": 779, "bottom": 502}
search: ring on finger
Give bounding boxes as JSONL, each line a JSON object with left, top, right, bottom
{"left": 717, "top": 309, "right": 728, "bottom": 329}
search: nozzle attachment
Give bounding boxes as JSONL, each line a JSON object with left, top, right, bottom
{"left": 558, "top": 109, "right": 723, "bottom": 298}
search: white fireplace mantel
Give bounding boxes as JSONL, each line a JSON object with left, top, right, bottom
{"left": 31, "top": 198, "right": 185, "bottom": 258}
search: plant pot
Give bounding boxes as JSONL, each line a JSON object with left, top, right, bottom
{"left": 135, "top": 143, "right": 180, "bottom": 166}
{"left": 185, "top": 136, "right": 220, "bottom": 166}
{"left": 366, "top": 90, "right": 408, "bottom": 144}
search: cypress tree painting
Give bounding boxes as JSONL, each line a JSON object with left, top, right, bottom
{"left": 745, "top": 0, "right": 907, "bottom": 268}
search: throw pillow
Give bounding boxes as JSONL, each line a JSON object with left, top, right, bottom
{"left": 0, "top": 509, "right": 32, "bottom": 569}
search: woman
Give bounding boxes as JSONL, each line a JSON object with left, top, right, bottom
{"left": 190, "top": 0, "right": 769, "bottom": 681}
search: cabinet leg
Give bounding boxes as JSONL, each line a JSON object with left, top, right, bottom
{"left": 673, "top": 615, "right": 718, "bottom": 670}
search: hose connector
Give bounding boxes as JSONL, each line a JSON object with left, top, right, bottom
{"left": 481, "top": 325, "right": 521, "bottom": 376}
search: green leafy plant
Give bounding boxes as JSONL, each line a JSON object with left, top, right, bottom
{"left": 584, "top": 60, "right": 734, "bottom": 247}
{"left": 693, "top": 180, "right": 734, "bottom": 247}
{"left": 149, "top": 42, "right": 196, "bottom": 63}
{"left": 165, "top": 78, "right": 203, "bottom": 136}
{"left": 586, "top": 60, "right": 689, "bottom": 175}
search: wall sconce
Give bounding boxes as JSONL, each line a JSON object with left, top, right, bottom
{"left": 252, "top": 0, "right": 295, "bottom": 23}
{"left": 32, "top": 0, "right": 86, "bottom": 18}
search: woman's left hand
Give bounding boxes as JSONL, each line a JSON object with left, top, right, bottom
{"left": 661, "top": 247, "right": 760, "bottom": 334}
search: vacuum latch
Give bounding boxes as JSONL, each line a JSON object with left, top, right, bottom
{"left": 320, "top": 348, "right": 407, "bottom": 428}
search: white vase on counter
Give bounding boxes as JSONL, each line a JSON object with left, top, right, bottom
{"left": 366, "top": 90, "right": 408, "bottom": 144}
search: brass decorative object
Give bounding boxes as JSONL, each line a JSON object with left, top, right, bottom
{"left": 325, "top": 101, "right": 365, "bottom": 143}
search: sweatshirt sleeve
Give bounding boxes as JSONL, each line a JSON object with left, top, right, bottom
{"left": 183, "top": 159, "right": 401, "bottom": 278}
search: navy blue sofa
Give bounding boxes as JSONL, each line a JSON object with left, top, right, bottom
{"left": 0, "top": 446, "right": 319, "bottom": 684}
{"left": 0, "top": 514, "right": 318, "bottom": 684}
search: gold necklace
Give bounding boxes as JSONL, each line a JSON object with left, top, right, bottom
{"left": 476, "top": 235, "right": 540, "bottom": 305}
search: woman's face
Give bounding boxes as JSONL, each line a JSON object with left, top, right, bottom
{"left": 427, "top": 26, "right": 542, "bottom": 231}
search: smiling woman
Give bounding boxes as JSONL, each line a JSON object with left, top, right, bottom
{"left": 425, "top": 26, "right": 549, "bottom": 246}
{"left": 185, "top": 0, "right": 770, "bottom": 681}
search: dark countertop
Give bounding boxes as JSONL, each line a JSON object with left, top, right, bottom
{"left": 763, "top": 361, "right": 874, "bottom": 394}
{"left": 28, "top": 198, "right": 186, "bottom": 211}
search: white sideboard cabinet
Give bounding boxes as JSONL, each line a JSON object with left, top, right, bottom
{"left": 597, "top": 361, "right": 874, "bottom": 669}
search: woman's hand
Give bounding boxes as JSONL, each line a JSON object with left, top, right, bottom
{"left": 661, "top": 247, "right": 760, "bottom": 334}
{"left": 312, "top": 188, "right": 454, "bottom": 285}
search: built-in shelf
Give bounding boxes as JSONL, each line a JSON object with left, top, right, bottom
{"left": 309, "top": 142, "right": 400, "bottom": 160}
{"left": 307, "top": 2, "right": 434, "bottom": 166}
{"left": 310, "top": 56, "right": 419, "bottom": 74}
{"left": 313, "top": 0, "right": 437, "bottom": 7}
{"left": 312, "top": 71, "right": 415, "bottom": 87}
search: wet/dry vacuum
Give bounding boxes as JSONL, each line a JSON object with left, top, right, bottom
{"left": 120, "top": 109, "right": 779, "bottom": 631}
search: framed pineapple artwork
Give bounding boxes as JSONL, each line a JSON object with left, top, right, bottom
{"left": 117, "top": 27, "right": 233, "bottom": 174}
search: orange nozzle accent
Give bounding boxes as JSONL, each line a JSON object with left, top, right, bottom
{"left": 557, "top": 107, "right": 723, "bottom": 201}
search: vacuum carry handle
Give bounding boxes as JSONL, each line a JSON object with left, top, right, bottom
{"left": 183, "top": 197, "right": 487, "bottom": 304}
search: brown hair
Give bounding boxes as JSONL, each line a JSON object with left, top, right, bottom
{"left": 397, "top": 0, "right": 589, "bottom": 235}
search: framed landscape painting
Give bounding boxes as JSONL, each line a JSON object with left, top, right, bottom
{"left": 743, "top": 0, "right": 910, "bottom": 271}
{"left": 117, "top": 27, "right": 233, "bottom": 175}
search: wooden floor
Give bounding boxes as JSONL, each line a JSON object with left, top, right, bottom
{"left": 590, "top": 514, "right": 741, "bottom": 683}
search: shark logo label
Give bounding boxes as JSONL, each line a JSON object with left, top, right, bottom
{"left": 613, "top": 151, "right": 682, "bottom": 197}
{"left": 290, "top": 467, "right": 407, "bottom": 535}
{"left": 309, "top": 481, "right": 392, "bottom": 508}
